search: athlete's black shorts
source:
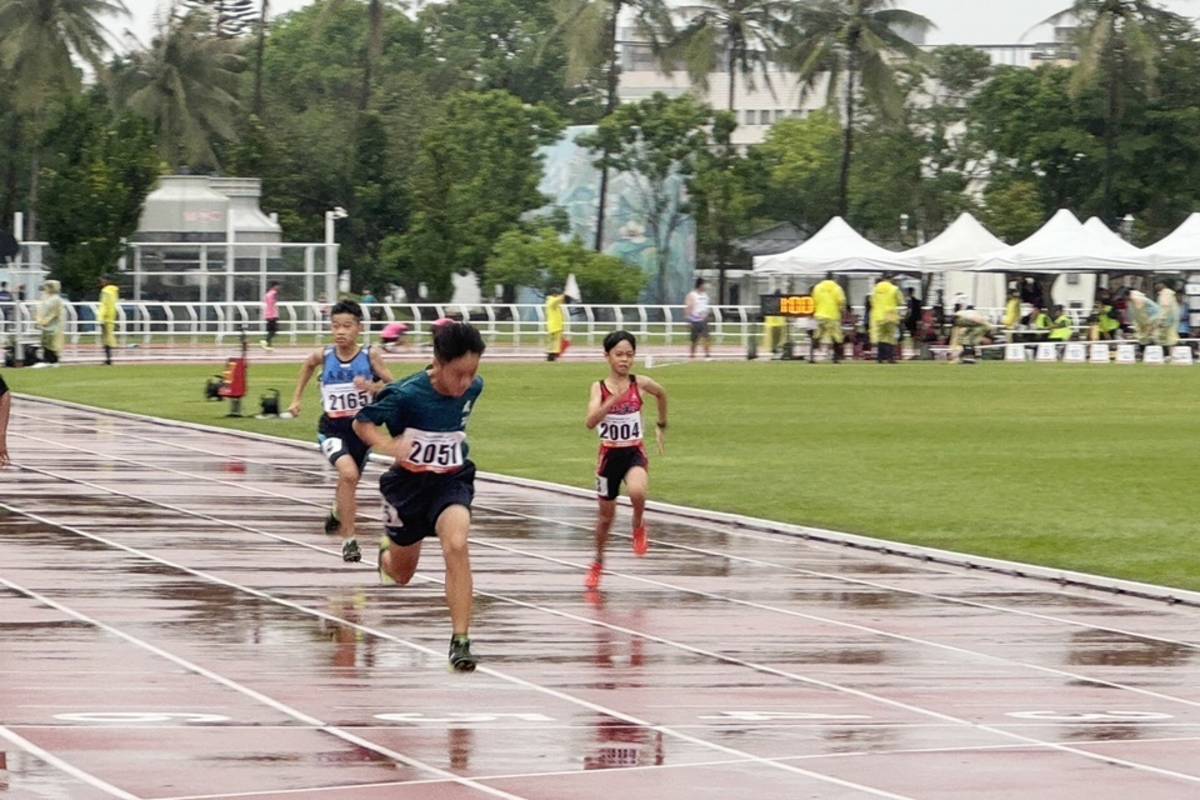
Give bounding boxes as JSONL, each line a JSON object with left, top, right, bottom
{"left": 380, "top": 461, "right": 476, "bottom": 546}
{"left": 595, "top": 446, "right": 647, "bottom": 501}
{"left": 689, "top": 319, "right": 709, "bottom": 342}
{"left": 318, "top": 415, "right": 370, "bottom": 470}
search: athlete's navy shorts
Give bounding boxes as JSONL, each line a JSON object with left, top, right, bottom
{"left": 380, "top": 461, "right": 476, "bottom": 546}
{"left": 595, "top": 446, "right": 647, "bottom": 501}
{"left": 318, "top": 416, "right": 370, "bottom": 470}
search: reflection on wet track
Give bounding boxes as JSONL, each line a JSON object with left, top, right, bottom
{"left": 1, "top": 397, "right": 1199, "bottom": 799}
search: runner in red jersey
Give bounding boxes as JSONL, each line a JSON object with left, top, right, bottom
{"left": 583, "top": 331, "right": 668, "bottom": 589}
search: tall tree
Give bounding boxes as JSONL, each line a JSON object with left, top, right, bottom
{"left": 579, "top": 92, "right": 712, "bottom": 303}
{"left": 689, "top": 110, "right": 760, "bottom": 302}
{"left": 320, "top": 0, "right": 393, "bottom": 111}
{"left": 785, "top": 0, "right": 933, "bottom": 218}
{"left": 656, "top": 0, "right": 790, "bottom": 111}
{"left": 0, "top": 0, "right": 128, "bottom": 238}
{"left": 418, "top": 0, "right": 603, "bottom": 122}
{"left": 1044, "top": 0, "right": 1180, "bottom": 222}
{"left": 116, "top": 10, "right": 246, "bottom": 171}
{"left": 549, "top": 0, "right": 670, "bottom": 250}
{"left": 39, "top": 88, "right": 160, "bottom": 296}
{"left": 382, "top": 91, "right": 563, "bottom": 301}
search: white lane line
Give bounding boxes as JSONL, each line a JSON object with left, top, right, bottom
{"left": 6, "top": 484, "right": 1200, "bottom": 792}
{"left": 0, "top": 499, "right": 916, "bottom": 800}
{"left": 14, "top": 427, "right": 1200, "bottom": 723}
{"left": 147, "top": 734, "right": 1200, "bottom": 800}
{"left": 18, "top": 405, "right": 1200, "bottom": 655}
{"left": 0, "top": 723, "right": 142, "bottom": 799}
{"left": 0, "top": 579, "right": 530, "bottom": 800}
{"left": 11, "top": 438, "right": 1200, "bottom": 789}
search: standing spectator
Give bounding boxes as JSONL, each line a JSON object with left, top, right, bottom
{"left": 1157, "top": 283, "right": 1181, "bottom": 349}
{"left": 360, "top": 288, "right": 378, "bottom": 333}
{"left": 34, "top": 280, "right": 65, "bottom": 367}
{"left": 870, "top": 274, "right": 904, "bottom": 364}
{"left": 684, "top": 278, "right": 712, "bottom": 360}
{"left": 862, "top": 293, "right": 873, "bottom": 355}
{"left": 0, "top": 370, "right": 10, "bottom": 467}
{"left": 904, "top": 287, "right": 922, "bottom": 346}
{"left": 0, "top": 281, "right": 11, "bottom": 333}
{"left": 98, "top": 275, "right": 119, "bottom": 365}
{"left": 1003, "top": 290, "right": 1021, "bottom": 330}
{"left": 261, "top": 281, "right": 281, "bottom": 351}
{"left": 545, "top": 288, "right": 570, "bottom": 361}
{"left": 811, "top": 272, "right": 846, "bottom": 363}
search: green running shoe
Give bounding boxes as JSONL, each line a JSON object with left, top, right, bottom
{"left": 377, "top": 535, "right": 396, "bottom": 584}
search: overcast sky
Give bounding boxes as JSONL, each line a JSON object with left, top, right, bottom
{"left": 115, "top": 0, "right": 1200, "bottom": 50}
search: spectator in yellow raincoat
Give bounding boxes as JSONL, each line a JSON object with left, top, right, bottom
{"left": 98, "top": 276, "right": 119, "bottom": 366}
{"left": 811, "top": 272, "right": 846, "bottom": 363}
{"left": 545, "top": 288, "right": 569, "bottom": 361}
{"left": 870, "top": 274, "right": 904, "bottom": 363}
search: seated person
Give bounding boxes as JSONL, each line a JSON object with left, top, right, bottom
{"left": 1048, "top": 305, "right": 1073, "bottom": 342}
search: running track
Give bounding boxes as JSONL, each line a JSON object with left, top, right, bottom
{"left": 1, "top": 397, "right": 1199, "bottom": 799}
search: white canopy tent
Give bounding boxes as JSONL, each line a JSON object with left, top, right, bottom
{"left": 1141, "top": 212, "right": 1200, "bottom": 272}
{"left": 969, "top": 209, "right": 1150, "bottom": 274}
{"left": 898, "top": 212, "right": 1008, "bottom": 272}
{"left": 753, "top": 216, "right": 911, "bottom": 276}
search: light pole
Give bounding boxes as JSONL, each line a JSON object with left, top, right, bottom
{"left": 1120, "top": 213, "right": 1135, "bottom": 242}
{"left": 325, "top": 206, "right": 348, "bottom": 300}
{"left": 899, "top": 213, "right": 910, "bottom": 247}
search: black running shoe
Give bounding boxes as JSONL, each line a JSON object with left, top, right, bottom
{"left": 341, "top": 538, "right": 362, "bottom": 563}
{"left": 448, "top": 636, "right": 478, "bottom": 673}
{"left": 324, "top": 510, "right": 340, "bottom": 536}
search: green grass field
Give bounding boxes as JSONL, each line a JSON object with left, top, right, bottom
{"left": 8, "top": 360, "right": 1200, "bottom": 591}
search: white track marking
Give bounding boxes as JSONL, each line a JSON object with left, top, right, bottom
{"left": 0, "top": 576, "right": 531, "bottom": 800}
{"left": 13, "top": 427, "right": 1200, "bottom": 720}
{"left": 0, "top": 500, "right": 916, "bottom": 800}
{"left": 17, "top": 404, "right": 1200, "bottom": 654}
{"left": 0, "top": 724, "right": 142, "bottom": 799}
{"left": 144, "top": 735, "right": 1200, "bottom": 800}
{"left": 4, "top": 488, "right": 1200, "bottom": 790}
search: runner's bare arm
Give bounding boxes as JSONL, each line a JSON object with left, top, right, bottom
{"left": 640, "top": 376, "right": 668, "bottom": 454}
{"left": 287, "top": 349, "right": 324, "bottom": 416}
{"left": 352, "top": 419, "right": 410, "bottom": 463}
{"left": 367, "top": 348, "right": 395, "bottom": 391}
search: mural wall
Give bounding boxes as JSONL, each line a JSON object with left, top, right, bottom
{"left": 539, "top": 126, "right": 695, "bottom": 304}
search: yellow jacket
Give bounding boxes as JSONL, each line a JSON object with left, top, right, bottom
{"left": 871, "top": 280, "right": 903, "bottom": 324}
{"left": 545, "top": 294, "right": 565, "bottom": 333}
{"left": 1003, "top": 297, "right": 1020, "bottom": 328}
{"left": 99, "top": 284, "right": 119, "bottom": 324}
{"left": 812, "top": 280, "right": 846, "bottom": 321}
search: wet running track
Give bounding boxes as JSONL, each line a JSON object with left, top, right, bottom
{"left": 1, "top": 396, "right": 1199, "bottom": 799}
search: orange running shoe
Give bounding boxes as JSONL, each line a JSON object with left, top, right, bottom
{"left": 560, "top": 338, "right": 571, "bottom": 356}
{"left": 585, "top": 561, "right": 603, "bottom": 589}
{"left": 632, "top": 525, "right": 648, "bottom": 556}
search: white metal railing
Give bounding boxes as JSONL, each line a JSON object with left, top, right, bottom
{"left": 0, "top": 300, "right": 1122, "bottom": 355}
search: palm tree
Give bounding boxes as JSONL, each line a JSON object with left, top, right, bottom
{"left": 657, "top": 0, "right": 791, "bottom": 112}
{"left": 785, "top": 0, "right": 932, "bottom": 218}
{"left": 550, "top": 0, "right": 670, "bottom": 250}
{"left": 118, "top": 10, "right": 245, "bottom": 170}
{"left": 0, "top": 0, "right": 128, "bottom": 238}
{"left": 1043, "top": 0, "right": 1178, "bottom": 222}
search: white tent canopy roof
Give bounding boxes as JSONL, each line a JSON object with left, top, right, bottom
{"left": 898, "top": 212, "right": 1008, "bottom": 273}
{"left": 752, "top": 216, "right": 910, "bottom": 276}
{"left": 1141, "top": 212, "right": 1200, "bottom": 271}
{"left": 969, "top": 209, "right": 1150, "bottom": 273}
